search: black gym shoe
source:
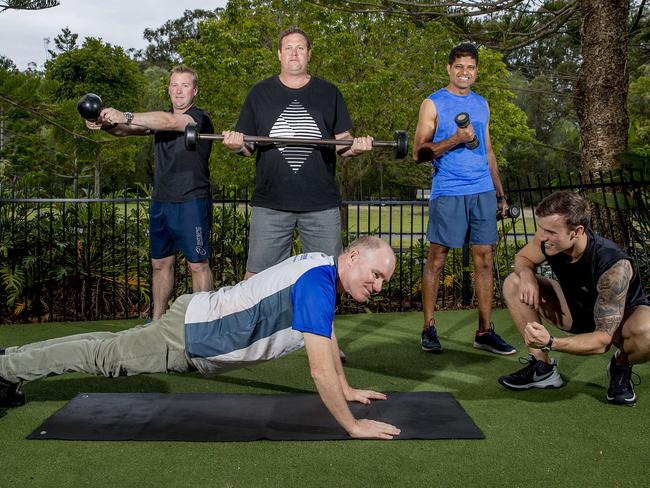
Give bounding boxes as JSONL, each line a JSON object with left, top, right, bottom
{"left": 606, "top": 355, "right": 638, "bottom": 406}
{"left": 498, "top": 354, "right": 564, "bottom": 390}
{"left": 0, "top": 375, "right": 26, "bottom": 408}
{"left": 421, "top": 322, "right": 442, "bottom": 353}
{"left": 473, "top": 323, "right": 516, "bottom": 356}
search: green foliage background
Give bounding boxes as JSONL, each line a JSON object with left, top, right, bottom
{"left": 180, "top": 0, "right": 532, "bottom": 193}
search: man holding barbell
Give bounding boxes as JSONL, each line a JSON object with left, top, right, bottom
{"left": 222, "top": 27, "right": 373, "bottom": 282}
{"left": 413, "top": 43, "right": 515, "bottom": 356}
{"left": 85, "top": 66, "right": 215, "bottom": 321}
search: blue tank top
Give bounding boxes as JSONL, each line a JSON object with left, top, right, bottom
{"left": 428, "top": 88, "right": 494, "bottom": 198}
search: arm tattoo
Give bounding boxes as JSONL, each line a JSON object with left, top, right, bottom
{"left": 593, "top": 260, "right": 632, "bottom": 335}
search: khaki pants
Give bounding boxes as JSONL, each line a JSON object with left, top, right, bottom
{"left": 0, "top": 295, "right": 194, "bottom": 383}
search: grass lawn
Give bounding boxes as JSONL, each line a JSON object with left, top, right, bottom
{"left": 1, "top": 309, "right": 648, "bottom": 487}
{"left": 345, "top": 205, "right": 538, "bottom": 247}
{"left": 346, "top": 204, "right": 429, "bottom": 235}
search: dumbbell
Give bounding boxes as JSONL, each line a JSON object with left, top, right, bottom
{"left": 77, "top": 93, "right": 103, "bottom": 121}
{"left": 454, "top": 112, "right": 479, "bottom": 150}
{"left": 497, "top": 204, "right": 521, "bottom": 220}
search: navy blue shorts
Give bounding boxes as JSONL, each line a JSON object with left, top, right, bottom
{"left": 149, "top": 198, "right": 212, "bottom": 262}
{"left": 426, "top": 191, "right": 497, "bottom": 248}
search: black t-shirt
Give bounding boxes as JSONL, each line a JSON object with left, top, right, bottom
{"left": 153, "top": 106, "right": 214, "bottom": 202}
{"left": 235, "top": 76, "right": 353, "bottom": 211}
{"left": 543, "top": 228, "right": 649, "bottom": 333}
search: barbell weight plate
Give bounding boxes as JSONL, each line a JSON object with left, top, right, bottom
{"left": 508, "top": 205, "right": 521, "bottom": 218}
{"left": 393, "top": 130, "right": 408, "bottom": 159}
{"left": 185, "top": 124, "right": 198, "bottom": 151}
{"left": 77, "top": 93, "right": 103, "bottom": 121}
{"left": 454, "top": 112, "right": 470, "bottom": 128}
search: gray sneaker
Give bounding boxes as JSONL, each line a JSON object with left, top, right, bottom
{"left": 498, "top": 354, "right": 563, "bottom": 390}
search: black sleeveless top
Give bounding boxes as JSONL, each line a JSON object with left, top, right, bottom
{"left": 543, "top": 228, "right": 649, "bottom": 333}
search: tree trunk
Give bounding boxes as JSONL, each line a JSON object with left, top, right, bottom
{"left": 576, "top": 0, "right": 629, "bottom": 172}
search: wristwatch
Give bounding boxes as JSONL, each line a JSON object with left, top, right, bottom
{"left": 124, "top": 112, "right": 134, "bottom": 125}
{"left": 541, "top": 335, "right": 554, "bottom": 352}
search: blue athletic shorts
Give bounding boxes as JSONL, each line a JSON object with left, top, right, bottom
{"left": 426, "top": 191, "right": 497, "bottom": 248}
{"left": 149, "top": 198, "right": 212, "bottom": 262}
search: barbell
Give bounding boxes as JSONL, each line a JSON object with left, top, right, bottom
{"left": 185, "top": 124, "right": 409, "bottom": 159}
{"left": 75, "top": 93, "right": 410, "bottom": 159}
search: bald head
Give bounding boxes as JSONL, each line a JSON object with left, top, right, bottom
{"left": 343, "top": 236, "right": 393, "bottom": 255}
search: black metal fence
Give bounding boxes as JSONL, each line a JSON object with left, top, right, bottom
{"left": 1, "top": 170, "right": 648, "bottom": 324}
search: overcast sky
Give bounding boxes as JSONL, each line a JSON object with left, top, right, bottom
{"left": 0, "top": 0, "right": 228, "bottom": 70}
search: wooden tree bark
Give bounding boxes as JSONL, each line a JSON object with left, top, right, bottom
{"left": 576, "top": 0, "right": 629, "bottom": 172}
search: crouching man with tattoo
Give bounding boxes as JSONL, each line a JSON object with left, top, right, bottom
{"left": 498, "top": 191, "right": 650, "bottom": 405}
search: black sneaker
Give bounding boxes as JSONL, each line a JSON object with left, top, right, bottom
{"left": 473, "top": 323, "right": 516, "bottom": 356}
{"left": 606, "top": 355, "right": 638, "bottom": 406}
{"left": 421, "top": 322, "right": 442, "bottom": 353}
{"left": 498, "top": 354, "right": 563, "bottom": 390}
{"left": 0, "top": 376, "right": 26, "bottom": 408}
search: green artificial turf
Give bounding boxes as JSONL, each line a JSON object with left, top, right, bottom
{"left": 1, "top": 310, "right": 648, "bottom": 488}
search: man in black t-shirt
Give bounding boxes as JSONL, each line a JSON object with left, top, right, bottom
{"left": 222, "top": 26, "right": 373, "bottom": 281}
{"left": 86, "top": 66, "right": 214, "bottom": 319}
{"left": 498, "top": 191, "right": 650, "bottom": 405}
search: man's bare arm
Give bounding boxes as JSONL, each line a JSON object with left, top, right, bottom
{"left": 512, "top": 234, "right": 547, "bottom": 310}
{"left": 483, "top": 112, "right": 505, "bottom": 205}
{"left": 594, "top": 259, "right": 632, "bottom": 335}
{"left": 87, "top": 108, "right": 195, "bottom": 137}
{"left": 303, "top": 333, "right": 399, "bottom": 439}
{"left": 412, "top": 98, "right": 475, "bottom": 162}
{"left": 547, "top": 260, "right": 632, "bottom": 355}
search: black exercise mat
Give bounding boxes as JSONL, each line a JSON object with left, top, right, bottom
{"left": 27, "top": 391, "right": 484, "bottom": 441}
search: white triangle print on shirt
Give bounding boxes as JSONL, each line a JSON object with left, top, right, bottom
{"left": 269, "top": 100, "right": 322, "bottom": 173}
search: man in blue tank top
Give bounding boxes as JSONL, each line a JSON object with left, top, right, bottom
{"left": 413, "top": 43, "right": 515, "bottom": 357}
{"left": 498, "top": 192, "right": 650, "bottom": 405}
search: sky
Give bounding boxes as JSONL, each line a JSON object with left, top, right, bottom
{"left": 0, "top": 0, "right": 228, "bottom": 71}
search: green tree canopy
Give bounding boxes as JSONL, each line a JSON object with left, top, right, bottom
{"left": 0, "top": 66, "right": 55, "bottom": 183}
{"left": 44, "top": 36, "right": 147, "bottom": 192}
{"left": 138, "top": 8, "right": 223, "bottom": 69}
{"left": 179, "top": 0, "right": 531, "bottom": 194}
{"left": 629, "top": 65, "right": 650, "bottom": 155}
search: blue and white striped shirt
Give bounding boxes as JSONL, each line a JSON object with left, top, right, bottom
{"left": 184, "top": 253, "right": 337, "bottom": 376}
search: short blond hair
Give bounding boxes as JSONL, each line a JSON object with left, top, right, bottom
{"left": 170, "top": 65, "right": 198, "bottom": 88}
